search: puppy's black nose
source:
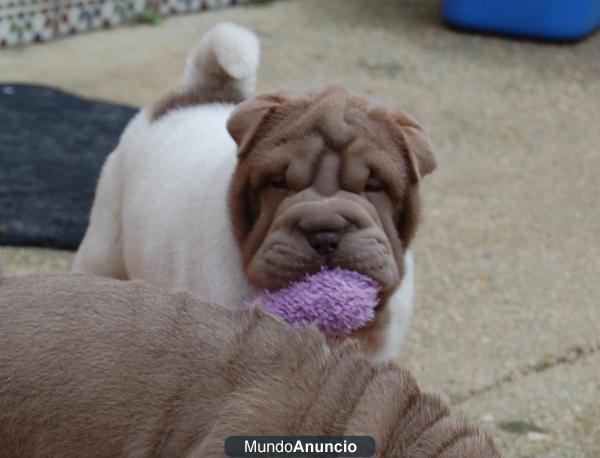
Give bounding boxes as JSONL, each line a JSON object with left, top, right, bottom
{"left": 305, "top": 231, "right": 342, "bottom": 256}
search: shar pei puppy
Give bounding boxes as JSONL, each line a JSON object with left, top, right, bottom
{"left": 0, "top": 273, "right": 499, "bottom": 457}
{"left": 74, "top": 23, "right": 436, "bottom": 360}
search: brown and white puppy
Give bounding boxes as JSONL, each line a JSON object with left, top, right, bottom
{"left": 74, "top": 23, "right": 436, "bottom": 360}
{"left": 0, "top": 273, "right": 500, "bottom": 457}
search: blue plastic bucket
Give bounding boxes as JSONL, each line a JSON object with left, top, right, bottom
{"left": 443, "top": 0, "right": 600, "bottom": 41}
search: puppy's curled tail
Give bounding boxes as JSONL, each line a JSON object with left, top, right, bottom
{"left": 181, "top": 22, "right": 260, "bottom": 101}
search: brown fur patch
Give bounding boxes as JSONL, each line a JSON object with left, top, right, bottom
{"left": 151, "top": 85, "right": 246, "bottom": 122}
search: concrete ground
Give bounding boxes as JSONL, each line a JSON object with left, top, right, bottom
{"left": 1, "top": 0, "right": 599, "bottom": 456}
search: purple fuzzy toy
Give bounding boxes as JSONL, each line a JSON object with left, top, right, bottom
{"left": 245, "top": 268, "right": 380, "bottom": 336}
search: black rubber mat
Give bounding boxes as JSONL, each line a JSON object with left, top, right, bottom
{"left": 0, "top": 84, "right": 136, "bottom": 250}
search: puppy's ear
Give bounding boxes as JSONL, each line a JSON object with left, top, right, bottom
{"left": 402, "top": 123, "right": 436, "bottom": 181}
{"left": 227, "top": 92, "right": 287, "bottom": 156}
{"left": 388, "top": 113, "right": 437, "bottom": 182}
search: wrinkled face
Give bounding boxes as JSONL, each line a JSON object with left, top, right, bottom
{"left": 227, "top": 86, "right": 435, "bottom": 296}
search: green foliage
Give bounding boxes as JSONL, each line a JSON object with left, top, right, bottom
{"left": 132, "top": 9, "right": 165, "bottom": 26}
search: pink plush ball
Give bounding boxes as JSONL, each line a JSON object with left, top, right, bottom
{"left": 245, "top": 268, "right": 380, "bottom": 336}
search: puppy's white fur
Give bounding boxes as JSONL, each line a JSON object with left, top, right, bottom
{"left": 74, "top": 23, "right": 414, "bottom": 360}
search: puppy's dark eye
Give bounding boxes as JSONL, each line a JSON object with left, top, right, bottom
{"left": 268, "top": 176, "right": 288, "bottom": 189}
{"left": 364, "top": 178, "right": 385, "bottom": 193}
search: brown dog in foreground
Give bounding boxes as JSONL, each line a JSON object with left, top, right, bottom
{"left": 0, "top": 274, "right": 499, "bottom": 457}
